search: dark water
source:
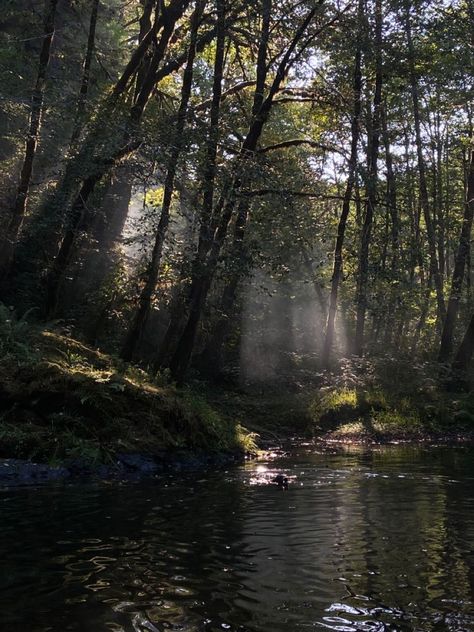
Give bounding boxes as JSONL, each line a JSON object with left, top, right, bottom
{"left": 1, "top": 445, "right": 474, "bottom": 632}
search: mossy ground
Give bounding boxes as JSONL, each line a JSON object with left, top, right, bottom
{"left": 0, "top": 321, "right": 257, "bottom": 464}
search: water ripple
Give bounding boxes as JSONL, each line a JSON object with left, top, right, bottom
{"left": 1, "top": 446, "right": 474, "bottom": 631}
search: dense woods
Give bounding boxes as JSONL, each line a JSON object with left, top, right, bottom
{"left": 1, "top": 0, "right": 474, "bottom": 393}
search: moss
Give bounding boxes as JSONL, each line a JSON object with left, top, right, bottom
{"left": 0, "top": 322, "right": 256, "bottom": 464}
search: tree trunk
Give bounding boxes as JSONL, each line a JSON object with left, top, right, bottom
{"left": 120, "top": 0, "right": 205, "bottom": 361}
{"left": 354, "top": 0, "right": 383, "bottom": 356}
{"left": 135, "top": 0, "right": 156, "bottom": 101}
{"left": 380, "top": 100, "right": 400, "bottom": 344}
{"left": 404, "top": 1, "right": 445, "bottom": 322}
{"left": 70, "top": 0, "right": 100, "bottom": 147}
{"left": 199, "top": 198, "right": 251, "bottom": 372}
{"left": 322, "top": 0, "right": 362, "bottom": 367}
{"left": 43, "top": 0, "right": 191, "bottom": 316}
{"left": 452, "top": 312, "right": 474, "bottom": 382}
{"left": 0, "top": 0, "right": 58, "bottom": 279}
{"left": 197, "top": 0, "right": 272, "bottom": 371}
{"left": 438, "top": 146, "right": 474, "bottom": 361}
{"left": 169, "top": 4, "right": 322, "bottom": 383}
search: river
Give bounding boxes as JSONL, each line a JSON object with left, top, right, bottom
{"left": 1, "top": 444, "right": 473, "bottom": 631}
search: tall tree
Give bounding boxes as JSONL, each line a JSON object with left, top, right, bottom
{"left": 70, "top": 0, "right": 100, "bottom": 147}
{"left": 169, "top": 2, "right": 325, "bottom": 382}
{"left": 404, "top": 0, "right": 445, "bottom": 323}
{"left": 43, "top": 0, "right": 192, "bottom": 316}
{"left": 438, "top": 143, "right": 474, "bottom": 361}
{"left": 322, "top": 0, "right": 363, "bottom": 367}
{"left": 354, "top": 0, "right": 383, "bottom": 356}
{"left": 199, "top": 0, "right": 272, "bottom": 372}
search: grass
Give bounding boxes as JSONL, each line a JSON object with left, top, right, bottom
{"left": 0, "top": 315, "right": 257, "bottom": 464}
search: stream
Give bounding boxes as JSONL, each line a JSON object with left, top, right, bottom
{"left": 1, "top": 444, "right": 474, "bottom": 631}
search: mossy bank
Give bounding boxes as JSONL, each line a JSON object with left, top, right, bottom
{"left": 0, "top": 313, "right": 256, "bottom": 469}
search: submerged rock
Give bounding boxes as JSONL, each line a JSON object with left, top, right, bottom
{"left": 0, "top": 450, "right": 244, "bottom": 486}
{"left": 116, "top": 453, "right": 162, "bottom": 475}
{"left": 0, "top": 459, "right": 70, "bottom": 485}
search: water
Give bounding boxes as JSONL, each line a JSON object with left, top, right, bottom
{"left": 1, "top": 444, "right": 474, "bottom": 632}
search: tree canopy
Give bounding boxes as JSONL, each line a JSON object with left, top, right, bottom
{"left": 1, "top": 0, "right": 473, "bottom": 387}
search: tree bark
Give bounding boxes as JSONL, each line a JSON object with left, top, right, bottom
{"left": 380, "top": 100, "right": 400, "bottom": 345}
{"left": 452, "top": 312, "right": 474, "bottom": 381}
{"left": 169, "top": 3, "right": 323, "bottom": 383}
{"left": 43, "top": 0, "right": 191, "bottom": 316}
{"left": 198, "top": 0, "right": 272, "bottom": 371}
{"left": 354, "top": 0, "right": 383, "bottom": 356}
{"left": 70, "top": 0, "right": 100, "bottom": 147}
{"left": 404, "top": 1, "right": 445, "bottom": 322}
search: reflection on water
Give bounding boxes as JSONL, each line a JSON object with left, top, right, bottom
{"left": 1, "top": 445, "right": 474, "bottom": 631}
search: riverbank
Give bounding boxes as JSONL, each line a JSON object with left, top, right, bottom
{"left": 1, "top": 319, "right": 473, "bottom": 485}
{"left": 209, "top": 387, "right": 474, "bottom": 448}
{"left": 0, "top": 322, "right": 256, "bottom": 471}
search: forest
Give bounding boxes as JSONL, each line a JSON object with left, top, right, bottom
{"left": 1, "top": 0, "right": 474, "bottom": 461}
{"left": 2, "top": 3, "right": 474, "bottom": 631}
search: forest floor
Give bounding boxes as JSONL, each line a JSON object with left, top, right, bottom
{"left": 1, "top": 319, "right": 473, "bottom": 476}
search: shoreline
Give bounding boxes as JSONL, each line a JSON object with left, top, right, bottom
{"left": 2, "top": 432, "right": 474, "bottom": 487}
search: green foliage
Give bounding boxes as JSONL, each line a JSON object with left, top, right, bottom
{"left": 307, "top": 353, "right": 473, "bottom": 441}
{"left": 180, "top": 389, "right": 258, "bottom": 452}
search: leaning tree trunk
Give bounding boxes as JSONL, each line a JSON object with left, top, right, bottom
{"left": 153, "top": 0, "right": 227, "bottom": 371}
{"left": 75, "top": 0, "right": 156, "bottom": 309}
{"left": 44, "top": 0, "right": 191, "bottom": 316}
{"left": 322, "top": 0, "right": 362, "bottom": 367}
{"left": 354, "top": 0, "right": 383, "bottom": 356}
{"left": 120, "top": 0, "right": 205, "bottom": 361}
{"left": 6, "top": 0, "right": 161, "bottom": 302}
{"left": 198, "top": 0, "right": 272, "bottom": 372}
{"left": 0, "top": 0, "right": 58, "bottom": 281}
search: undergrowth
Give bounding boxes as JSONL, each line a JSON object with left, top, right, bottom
{"left": 310, "top": 355, "right": 474, "bottom": 440}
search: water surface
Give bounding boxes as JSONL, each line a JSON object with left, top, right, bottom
{"left": 1, "top": 445, "right": 474, "bottom": 631}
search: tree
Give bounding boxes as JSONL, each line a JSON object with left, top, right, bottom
{"left": 0, "top": 0, "right": 58, "bottom": 279}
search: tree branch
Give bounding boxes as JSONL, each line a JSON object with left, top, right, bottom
{"left": 258, "top": 139, "right": 345, "bottom": 156}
